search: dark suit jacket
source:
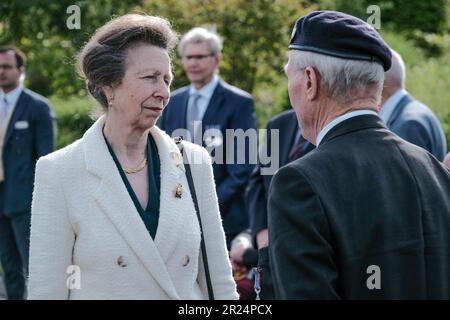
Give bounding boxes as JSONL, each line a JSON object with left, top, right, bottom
{"left": 387, "top": 93, "right": 447, "bottom": 161}
{"left": 1, "top": 89, "right": 54, "bottom": 217}
{"left": 245, "top": 110, "right": 314, "bottom": 300}
{"left": 246, "top": 110, "right": 314, "bottom": 240}
{"left": 269, "top": 114, "right": 450, "bottom": 299}
{"left": 160, "top": 80, "right": 256, "bottom": 237}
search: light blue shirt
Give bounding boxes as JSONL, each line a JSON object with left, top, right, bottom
{"left": 188, "top": 74, "right": 219, "bottom": 120}
{"left": 316, "top": 110, "right": 378, "bottom": 146}
{"left": 0, "top": 84, "right": 24, "bottom": 115}
{"left": 379, "top": 88, "right": 408, "bottom": 123}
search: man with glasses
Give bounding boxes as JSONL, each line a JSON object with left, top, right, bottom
{"left": 0, "top": 46, "right": 54, "bottom": 299}
{"left": 160, "top": 28, "right": 256, "bottom": 248}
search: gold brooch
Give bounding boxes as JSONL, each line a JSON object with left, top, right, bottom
{"left": 171, "top": 152, "right": 183, "bottom": 168}
{"left": 174, "top": 184, "right": 183, "bottom": 198}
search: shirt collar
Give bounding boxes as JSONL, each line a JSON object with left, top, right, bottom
{"left": 316, "top": 109, "right": 378, "bottom": 146}
{"left": 189, "top": 74, "right": 219, "bottom": 99}
{"left": 0, "top": 84, "right": 24, "bottom": 107}
{"left": 379, "top": 88, "right": 407, "bottom": 123}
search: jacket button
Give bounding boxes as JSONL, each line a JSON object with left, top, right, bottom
{"left": 182, "top": 255, "right": 190, "bottom": 267}
{"left": 117, "top": 256, "right": 127, "bottom": 268}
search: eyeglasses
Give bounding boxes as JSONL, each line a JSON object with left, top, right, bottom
{"left": 0, "top": 64, "right": 15, "bottom": 70}
{"left": 182, "top": 53, "right": 215, "bottom": 61}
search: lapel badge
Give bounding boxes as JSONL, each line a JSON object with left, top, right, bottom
{"left": 117, "top": 256, "right": 128, "bottom": 268}
{"left": 174, "top": 183, "right": 183, "bottom": 198}
{"left": 171, "top": 152, "right": 183, "bottom": 168}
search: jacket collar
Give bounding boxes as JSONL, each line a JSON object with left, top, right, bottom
{"left": 82, "top": 116, "right": 193, "bottom": 299}
{"left": 386, "top": 93, "right": 413, "bottom": 127}
{"left": 201, "top": 80, "right": 226, "bottom": 126}
{"left": 320, "top": 114, "right": 387, "bottom": 146}
{"left": 5, "top": 89, "right": 30, "bottom": 143}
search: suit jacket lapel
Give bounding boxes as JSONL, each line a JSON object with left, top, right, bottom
{"left": 201, "top": 81, "right": 225, "bottom": 129}
{"left": 180, "top": 89, "right": 190, "bottom": 130}
{"left": 82, "top": 117, "right": 180, "bottom": 299}
{"left": 387, "top": 94, "right": 413, "bottom": 128}
{"left": 5, "top": 90, "right": 29, "bottom": 144}
{"left": 149, "top": 126, "right": 196, "bottom": 263}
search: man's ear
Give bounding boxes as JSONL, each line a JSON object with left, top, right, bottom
{"left": 214, "top": 52, "right": 221, "bottom": 69}
{"left": 305, "top": 66, "right": 319, "bottom": 101}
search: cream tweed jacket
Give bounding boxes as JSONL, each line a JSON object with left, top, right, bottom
{"left": 28, "top": 116, "right": 238, "bottom": 300}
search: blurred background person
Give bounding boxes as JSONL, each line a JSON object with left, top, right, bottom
{"left": 380, "top": 49, "right": 447, "bottom": 160}
{"left": 229, "top": 230, "right": 257, "bottom": 300}
{"left": 0, "top": 46, "right": 54, "bottom": 300}
{"left": 160, "top": 27, "right": 256, "bottom": 248}
{"left": 246, "top": 109, "right": 314, "bottom": 299}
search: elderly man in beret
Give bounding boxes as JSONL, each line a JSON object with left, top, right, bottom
{"left": 268, "top": 10, "right": 450, "bottom": 299}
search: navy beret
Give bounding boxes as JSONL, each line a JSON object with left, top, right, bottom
{"left": 289, "top": 10, "right": 392, "bottom": 71}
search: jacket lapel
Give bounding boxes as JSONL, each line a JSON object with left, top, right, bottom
{"left": 387, "top": 94, "right": 413, "bottom": 128}
{"left": 5, "top": 90, "right": 29, "bottom": 143}
{"left": 82, "top": 117, "right": 180, "bottom": 299}
{"left": 200, "top": 81, "right": 225, "bottom": 130}
{"left": 149, "top": 126, "right": 198, "bottom": 262}
{"left": 179, "top": 89, "right": 190, "bottom": 130}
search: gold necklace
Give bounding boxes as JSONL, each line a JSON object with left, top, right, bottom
{"left": 123, "top": 155, "right": 148, "bottom": 174}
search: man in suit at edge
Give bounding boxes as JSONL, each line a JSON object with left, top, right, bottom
{"left": 0, "top": 46, "right": 54, "bottom": 299}
{"left": 245, "top": 109, "right": 314, "bottom": 299}
{"left": 268, "top": 11, "right": 450, "bottom": 299}
{"left": 159, "top": 28, "right": 257, "bottom": 248}
{"left": 380, "top": 49, "right": 447, "bottom": 160}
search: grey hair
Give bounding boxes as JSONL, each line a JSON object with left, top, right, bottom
{"left": 178, "top": 27, "right": 222, "bottom": 57}
{"left": 385, "top": 49, "right": 405, "bottom": 88}
{"left": 290, "top": 50, "right": 385, "bottom": 104}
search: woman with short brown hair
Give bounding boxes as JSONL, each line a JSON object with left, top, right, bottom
{"left": 28, "top": 14, "right": 237, "bottom": 300}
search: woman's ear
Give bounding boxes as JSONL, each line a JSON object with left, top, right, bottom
{"left": 102, "top": 86, "right": 114, "bottom": 105}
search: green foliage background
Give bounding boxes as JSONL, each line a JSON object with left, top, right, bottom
{"left": 1, "top": 0, "right": 450, "bottom": 149}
